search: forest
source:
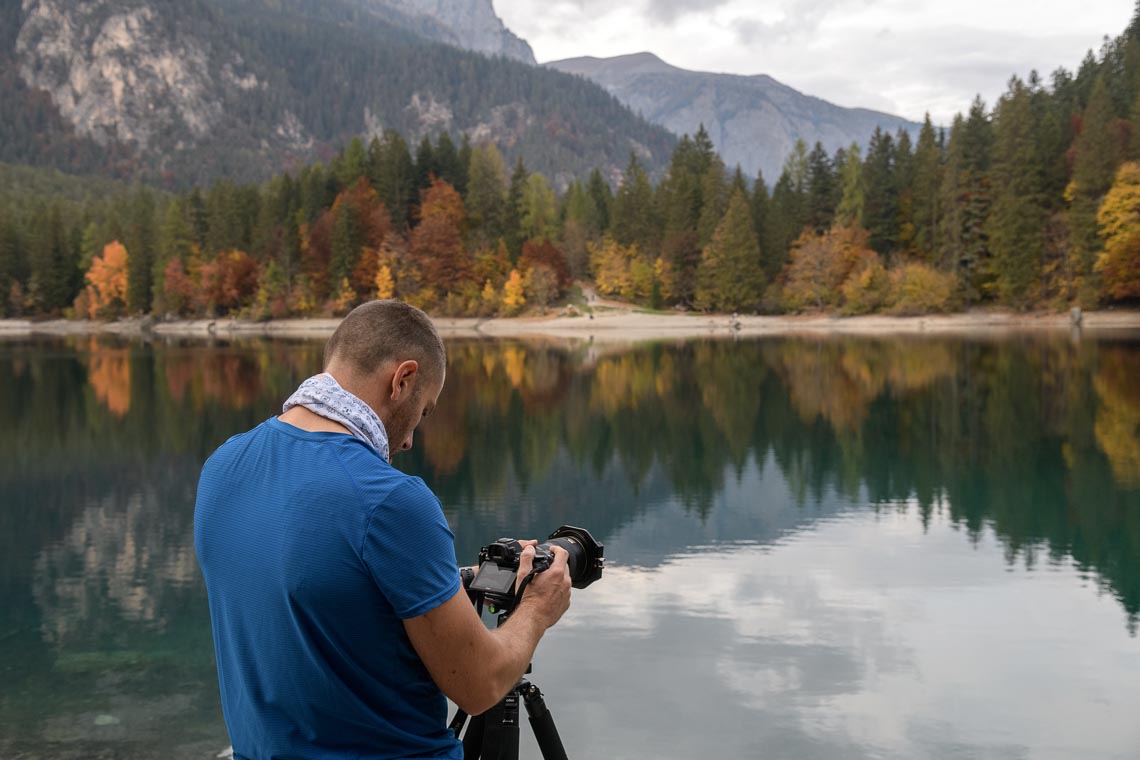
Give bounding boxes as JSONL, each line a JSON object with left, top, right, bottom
{"left": 3, "top": 9, "right": 1140, "bottom": 319}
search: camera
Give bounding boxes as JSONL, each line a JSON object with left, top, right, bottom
{"left": 465, "top": 526, "right": 604, "bottom": 613}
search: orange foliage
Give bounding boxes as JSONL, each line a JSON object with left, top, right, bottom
{"left": 83, "top": 241, "right": 129, "bottom": 318}
{"left": 519, "top": 239, "right": 572, "bottom": 291}
{"left": 410, "top": 178, "right": 471, "bottom": 292}
{"left": 86, "top": 340, "right": 131, "bottom": 417}
{"left": 209, "top": 250, "right": 261, "bottom": 313}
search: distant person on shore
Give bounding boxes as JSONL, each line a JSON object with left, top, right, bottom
{"left": 194, "top": 300, "right": 571, "bottom": 759}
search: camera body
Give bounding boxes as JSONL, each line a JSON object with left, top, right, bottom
{"left": 466, "top": 526, "right": 604, "bottom": 613}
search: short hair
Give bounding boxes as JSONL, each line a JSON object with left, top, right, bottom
{"left": 324, "top": 300, "right": 446, "bottom": 380}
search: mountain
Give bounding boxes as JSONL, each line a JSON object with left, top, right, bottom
{"left": 0, "top": 0, "right": 672, "bottom": 188}
{"left": 547, "top": 52, "right": 923, "bottom": 183}
{"left": 355, "top": 0, "right": 535, "bottom": 64}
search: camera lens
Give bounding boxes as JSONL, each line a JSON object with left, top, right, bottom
{"left": 542, "top": 526, "right": 604, "bottom": 589}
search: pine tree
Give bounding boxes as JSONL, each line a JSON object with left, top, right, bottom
{"left": 370, "top": 130, "right": 416, "bottom": 230}
{"left": 434, "top": 132, "right": 463, "bottom": 191}
{"left": 586, "top": 169, "right": 613, "bottom": 233}
{"left": 912, "top": 116, "right": 943, "bottom": 262}
{"left": 1070, "top": 74, "right": 1126, "bottom": 300}
{"left": 806, "top": 142, "right": 836, "bottom": 232}
{"left": 835, "top": 143, "right": 864, "bottom": 228}
{"left": 750, "top": 170, "right": 770, "bottom": 248}
{"left": 988, "top": 76, "right": 1046, "bottom": 306}
{"left": 862, "top": 128, "right": 898, "bottom": 256}
{"left": 612, "top": 153, "right": 656, "bottom": 250}
{"left": 695, "top": 188, "right": 765, "bottom": 312}
{"left": 519, "top": 173, "right": 558, "bottom": 242}
{"left": 414, "top": 136, "right": 436, "bottom": 191}
{"left": 695, "top": 158, "right": 728, "bottom": 247}
{"left": 124, "top": 186, "right": 157, "bottom": 313}
{"left": 27, "top": 204, "right": 77, "bottom": 313}
{"left": 504, "top": 158, "right": 528, "bottom": 260}
{"left": 465, "top": 143, "right": 507, "bottom": 248}
{"left": 939, "top": 98, "right": 994, "bottom": 302}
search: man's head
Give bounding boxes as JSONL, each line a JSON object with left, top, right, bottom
{"left": 323, "top": 300, "right": 446, "bottom": 454}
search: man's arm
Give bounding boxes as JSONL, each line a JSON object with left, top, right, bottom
{"left": 403, "top": 545, "right": 571, "bottom": 716}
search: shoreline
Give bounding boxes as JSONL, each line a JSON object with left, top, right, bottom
{"left": 2, "top": 308, "right": 1139, "bottom": 342}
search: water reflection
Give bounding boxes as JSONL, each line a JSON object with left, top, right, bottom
{"left": 1, "top": 333, "right": 1139, "bottom": 758}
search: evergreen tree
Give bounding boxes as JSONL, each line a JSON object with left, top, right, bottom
{"left": 520, "top": 173, "right": 558, "bottom": 242}
{"left": 370, "top": 130, "right": 416, "bottom": 230}
{"left": 695, "top": 157, "right": 729, "bottom": 247}
{"left": 862, "top": 128, "right": 898, "bottom": 256}
{"left": 465, "top": 143, "right": 508, "bottom": 248}
{"left": 336, "top": 137, "right": 368, "bottom": 187}
{"left": 434, "top": 132, "right": 464, "bottom": 191}
{"left": 989, "top": 77, "right": 1047, "bottom": 305}
{"left": 124, "top": 186, "right": 157, "bottom": 313}
{"left": 504, "top": 158, "right": 529, "bottom": 260}
{"left": 1070, "top": 74, "right": 1126, "bottom": 299}
{"left": 27, "top": 204, "right": 78, "bottom": 313}
{"left": 586, "top": 169, "right": 613, "bottom": 233}
{"left": 695, "top": 188, "right": 765, "bottom": 311}
{"left": 806, "top": 142, "right": 836, "bottom": 232}
{"left": 939, "top": 98, "right": 994, "bottom": 301}
{"left": 912, "top": 116, "right": 943, "bottom": 261}
{"left": 612, "top": 153, "right": 656, "bottom": 250}
{"left": 414, "top": 136, "right": 436, "bottom": 191}
{"left": 894, "top": 130, "right": 917, "bottom": 253}
{"left": 835, "top": 143, "right": 864, "bottom": 228}
{"left": 750, "top": 170, "right": 770, "bottom": 250}
{"left": 154, "top": 199, "right": 195, "bottom": 311}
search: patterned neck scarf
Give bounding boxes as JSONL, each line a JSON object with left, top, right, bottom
{"left": 282, "top": 373, "right": 390, "bottom": 462}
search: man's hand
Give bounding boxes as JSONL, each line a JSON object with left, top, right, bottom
{"left": 514, "top": 542, "right": 572, "bottom": 631}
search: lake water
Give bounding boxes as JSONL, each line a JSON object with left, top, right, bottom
{"left": 2, "top": 332, "right": 1139, "bottom": 759}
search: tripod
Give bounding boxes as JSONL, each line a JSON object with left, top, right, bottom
{"left": 448, "top": 672, "right": 567, "bottom": 760}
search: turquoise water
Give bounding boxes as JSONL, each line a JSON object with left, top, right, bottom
{"left": 1, "top": 334, "right": 1139, "bottom": 758}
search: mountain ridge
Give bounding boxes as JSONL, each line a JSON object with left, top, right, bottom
{"left": 548, "top": 51, "right": 923, "bottom": 182}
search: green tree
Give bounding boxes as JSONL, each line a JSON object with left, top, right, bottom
{"left": 912, "top": 116, "right": 943, "bottom": 262}
{"left": 520, "top": 173, "right": 558, "bottom": 242}
{"left": 695, "top": 188, "right": 765, "bottom": 311}
{"left": 504, "top": 158, "right": 528, "bottom": 260}
{"left": 806, "top": 141, "right": 836, "bottom": 232}
{"left": 988, "top": 77, "right": 1046, "bottom": 306}
{"left": 862, "top": 128, "right": 898, "bottom": 256}
{"left": 835, "top": 143, "right": 864, "bottom": 228}
{"left": 124, "top": 186, "right": 157, "bottom": 313}
{"left": 612, "top": 153, "right": 656, "bottom": 250}
{"left": 586, "top": 169, "right": 613, "bottom": 233}
{"left": 465, "top": 143, "right": 507, "bottom": 248}
{"left": 939, "top": 98, "right": 994, "bottom": 302}
{"left": 369, "top": 130, "right": 416, "bottom": 230}
{"left": 1069, "top": 74, "right": 1126, "bottom": 301}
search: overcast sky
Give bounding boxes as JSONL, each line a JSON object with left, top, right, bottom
{"left": 495, "top": 0, "right": 1135, "bottom": 123}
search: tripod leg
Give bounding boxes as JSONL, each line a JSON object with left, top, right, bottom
{"left": 521, "top": 683, "right": 568, "bottom": 760}
{"left": 480, "top": 690, "right": 520, "bottom": 760}
{"left": 461, "top": 713, "right": 485, "bottom": 759}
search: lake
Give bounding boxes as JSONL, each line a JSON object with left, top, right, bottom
{"left": 2, "top": 332, "right": 1139, "bottom": 759}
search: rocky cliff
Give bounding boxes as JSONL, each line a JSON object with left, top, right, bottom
{"left": 2, "top": 0, "right": 671, "bottom": 186}
{"left": 364, "top": 0, "right": 535, "bottom": 64}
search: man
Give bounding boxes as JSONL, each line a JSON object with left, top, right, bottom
{"left": 194, "top": 300, "right": 571, "bottom": 759}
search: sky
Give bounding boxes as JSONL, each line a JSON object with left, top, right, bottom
{"left": 494, "top": 0, "right": 1136, "bottom": 123}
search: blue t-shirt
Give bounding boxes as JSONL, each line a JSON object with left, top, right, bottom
{"left": 194, "top": 417, "right": 463, "bottom": 760}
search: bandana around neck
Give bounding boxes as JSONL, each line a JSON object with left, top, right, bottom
{"left": 282, "top": 373, "right": 390, "bottom": 462}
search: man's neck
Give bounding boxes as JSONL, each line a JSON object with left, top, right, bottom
{"left": 278, "top": 405, "right": 352, "bottom": 435}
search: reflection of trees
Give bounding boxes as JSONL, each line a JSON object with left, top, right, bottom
{"left": 3, "top": 333, "right": 1140, "bottom": 645}
{"left": 85, "top": 338, "right": 132, "bottom": 417}
{"left": 1094, "top": 347, "right": 1140, "bottom": 486}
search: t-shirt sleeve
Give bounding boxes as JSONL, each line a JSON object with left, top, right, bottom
{"left": 360, "top": 477, "right": 461, "bottom": 620}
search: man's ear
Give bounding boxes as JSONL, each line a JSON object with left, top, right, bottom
{"left": 389, "top": 359, "right": 420, "bottom": 401}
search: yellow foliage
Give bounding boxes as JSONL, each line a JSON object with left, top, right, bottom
{"left": 588, "top": 237, "right": 635, "bottom": 297}
{"left": 1095, "top": 161, "right": 1140, "bottom": 300}
{"left": 501, "top": 269, "right": 526, "bottom": 316}
{"left": 1094, "top": 350, "right": 1140, "bottom": 486}
{"left": 333, "top": 276, "right": 355, "bottom": 315}
{"left": 888, "top": 263, "right": 957, "bottom": 315}
{"left": 374, "top": 264, "right": 395, "bottom": 299}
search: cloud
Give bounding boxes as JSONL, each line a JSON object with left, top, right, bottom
{"left": 496, "top": 0, "right": 1133, "bottom": 122}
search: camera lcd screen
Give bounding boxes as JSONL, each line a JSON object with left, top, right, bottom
{"left": 468, "top": 562, "right": 518, "bottom": 597}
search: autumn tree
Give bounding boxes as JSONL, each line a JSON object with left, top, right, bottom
{"left": 82, "top": 241, "right": 130, "bottom": 318}
{"left": 410, "top": 178, "right": 471, "bottom": 300}
{"left": 1096, "top": 161, "right": 1140, "bottom": 300}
